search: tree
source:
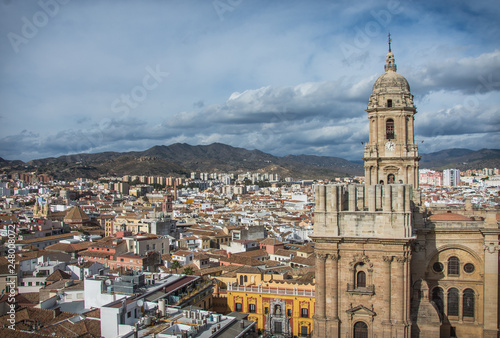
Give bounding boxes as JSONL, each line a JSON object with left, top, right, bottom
{"left": 183, "top": 266, "right": 195, "bottom": 275}
{"left": 171, "top": 260, "right": 181, "bottom": 273}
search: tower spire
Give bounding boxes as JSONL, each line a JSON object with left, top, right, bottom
{"left": 384, "top": 34, "right": 396, "bottom": 72}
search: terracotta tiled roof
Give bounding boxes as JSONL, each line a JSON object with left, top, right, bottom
{"left": 46, "top": 269, "right": 72, "bottom": 282}
{"left": 64, "top": 205, "right": 90, "bottom": 222}
{"left": 260, "top": 238, "right": 283, "bottom": 245}
{"left": 15, "top": 233, "right": 76, "bottom": 245}
{"left": 290, "top": 254, "right": 316, "bottom": 267}
{"left": 231, "top": 249, "right": 268, "bottom": 259}
{"left": 236, "top": 266, "right": 261, "bottom": 274}
{"left": 36, "top": 317, "right": 101, "bottom": 337}
{"left": 45, "top": 242, "right": 92, "bottom": 253}
{"left": 429, "top": 212, "right": 473, "bottom": 221}
{"left": 0, "top": 307, "right": 76, "bottom": 332}
{"left": 219, "top": 256, "right": 263, "bottom": 267}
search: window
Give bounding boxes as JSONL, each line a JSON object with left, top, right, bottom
{"left": 387, "top": 99, "right": 393, "bottom": 107}
{"left": 448, "top": 256, "right": 460, "bottom": 275}
{"left": 463, "top": 289, "right": 475, "bottom": 318}
{"left": 354, "top": 321, "right": 368, "bottom": 338}
{"left": 387, "top": 174, "right": 395, "bottom": 184}
{"left": 301, "top": 308, "right": 308, "bottom": 318}
{"left": 274, "top": 321, "right": 283, "bottom": 333}
{"left": 235, "top": 303, "right": 242, "bottom": 312}
{"left": 447, "top": 288, "right": 459, "bottom": 316}
{"left": 287, "top": 309, "right": 292, "bottom": 317}
{"left": 386, "top": 119, "right": 394, "bottom": 139}
{"left": 264, "top": 307, "right": 268, "bottom": 315}
{"left": 127, "top": 311, "right": 131, "bottom": 318}
{"left": 240, "top": 275, "right": 244, "bottom": 285}
{"left": 464, "top": 263, "right": 474, "bottom": 273}
{"left": 356, "top": 271, "right": 366, "bottom": 288}
{"left": 433, "top": 262, "right": 444, "bottom": 273}
{"left": 301, "top": 326, "right": 308, "bottom": 336}
{"left": 249, "top": 304, "right": 256, "bottom": 313}
{"left": 244, "top": 276, "right": 248, "bottom": 283}
{"left": 432, "top": 287, "right": 444, "bottom": 316}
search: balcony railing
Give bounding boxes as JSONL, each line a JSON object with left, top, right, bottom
{"left": 346, "top": 283, "right": 375, "bottom": 295}
{"left": 227, "top": 284, "right": 315, "bottom": 297}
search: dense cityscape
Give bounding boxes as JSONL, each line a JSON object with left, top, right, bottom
{"left": 1, "top": 1, "right": 499, "bottom": 337}
{"left": 0, "top": 163, "right": 498, "bottom": 337}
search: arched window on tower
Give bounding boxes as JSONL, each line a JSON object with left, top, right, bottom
{"left": 447, "top": 288, "right": 459, "bottom": 316}
{"left": 432, "top": 287, "right": 444, "bottom": 317}
{"left": 448, "top": 256, "right": 460, "bottom": 276}
{"left": 463, "top": 289, "right": 475, "bottom": 318}
{"left": 386, "top": 119, "right": 394, "bottom": 139}
{"left": 387, "top": 99, "right": 393, "bottom": 107}
{"left": 356, "top": 271, "right": 366, "bottom": 288}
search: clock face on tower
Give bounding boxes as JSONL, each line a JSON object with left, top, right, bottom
{"left": 385, "top": 141, "right": 395, "bottom": 152}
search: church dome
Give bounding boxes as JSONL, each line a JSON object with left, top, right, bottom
{"left": 366, "top": 43, "right": 415, "bottom": 110}
{"left": 372, "top": 71, "right": 410, "bottom": 94}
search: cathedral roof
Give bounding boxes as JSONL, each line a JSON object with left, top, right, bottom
{"left": 372, "top": 70, "right": 410, "bottom": 94}
{"left": 428, "top": 212, "right": 473, "bottom": 221}
{"left": 63, "top": 205, "right": 90, "bottom": 223}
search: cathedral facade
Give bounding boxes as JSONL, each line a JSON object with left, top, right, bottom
{"left": 312, "top": 44, "right": 499, "bottom": 338}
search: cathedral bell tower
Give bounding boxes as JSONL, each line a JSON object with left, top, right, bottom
{"left": 363, "top": 35, "right": 420, "bottom": 188}
{"left": 312, "top": 37, "right": 415, "bottom": 338}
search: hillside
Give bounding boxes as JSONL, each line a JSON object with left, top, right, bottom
{"left": 1, "top": 144, "right": 498, "bottom": 181}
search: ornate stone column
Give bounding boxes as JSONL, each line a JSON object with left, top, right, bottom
{"left": 483, "top": 241, "right": 499, "bottom": 337}
{"left": 316, "top": 253, "right": 327, "bottom": 318}
{"left": 326, "top": 253, "right": 340, "bottom": 337}
{"left": 382, "top": 256, "right": 393, "bottom": 336}
{"left": 396, "top": 256, "right": 406, "bottom": 323}
{"left": 313, "top": 253, "right": 327, "bottom": 338}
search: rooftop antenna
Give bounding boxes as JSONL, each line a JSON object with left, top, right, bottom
{"left": 388, "top": 32, "right": 392, "bottom": 52}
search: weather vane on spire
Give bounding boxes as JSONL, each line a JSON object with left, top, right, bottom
{"left": 388, "top": 32, "right": 392, "bottom": 52}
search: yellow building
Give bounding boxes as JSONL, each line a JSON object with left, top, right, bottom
{"left": 223, "top": 267, "right": 315, "bottom": 337}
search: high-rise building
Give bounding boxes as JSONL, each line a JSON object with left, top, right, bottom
{"left": 312, "top": 40, "right": 499, "bottom": 338}
{"left": 443, "top": 169, "right": 461, "bottom": 187}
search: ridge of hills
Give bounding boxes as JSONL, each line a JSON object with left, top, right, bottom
{"left": 0, "top": 143, "right": 499, "bottom": 181}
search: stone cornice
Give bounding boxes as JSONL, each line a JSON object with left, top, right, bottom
{"left": 310, "top": 236, "right": 414, "bottom": 245}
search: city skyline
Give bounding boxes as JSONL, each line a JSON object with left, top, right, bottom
{"left": 1, "top": 0, "right": 499, "bottom": 162}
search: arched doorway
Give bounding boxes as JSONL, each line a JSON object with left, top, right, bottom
{"left": 354, "top": 321, "right": 368, "bottom": 338}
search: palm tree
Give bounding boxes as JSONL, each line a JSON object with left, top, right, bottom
{"left": 183, "top": 266, "right": 195, "bottom": 275}
{"left": 171, "top": 260, "right": 181, "bottom": 273}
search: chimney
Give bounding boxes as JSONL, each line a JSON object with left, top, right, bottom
{"left": 53, "top": 307, "right": 61, "bottom": 318}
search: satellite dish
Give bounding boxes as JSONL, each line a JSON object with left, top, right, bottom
{"left": 137, "top": 299, "right": 144, "bottom": 307}
{"left": 105, "top": 279, "right": 112, "bottom": 286}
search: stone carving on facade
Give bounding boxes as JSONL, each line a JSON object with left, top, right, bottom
{"left": 483, "top": 242, "right": 500, "bottom": 254}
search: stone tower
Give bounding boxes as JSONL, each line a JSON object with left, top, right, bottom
{"left": 363, "top": 38, "right": 420, "bottom": 188}
{"left": 312, "top": 41, "right": 415, "bottom": 338}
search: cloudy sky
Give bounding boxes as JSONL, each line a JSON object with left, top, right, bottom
{"left": 0, "top": 0, "right": 499, "bottom": 162}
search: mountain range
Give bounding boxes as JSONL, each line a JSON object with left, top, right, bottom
{"left": 0, "top": 143, "right": 499, "bottom": 181}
